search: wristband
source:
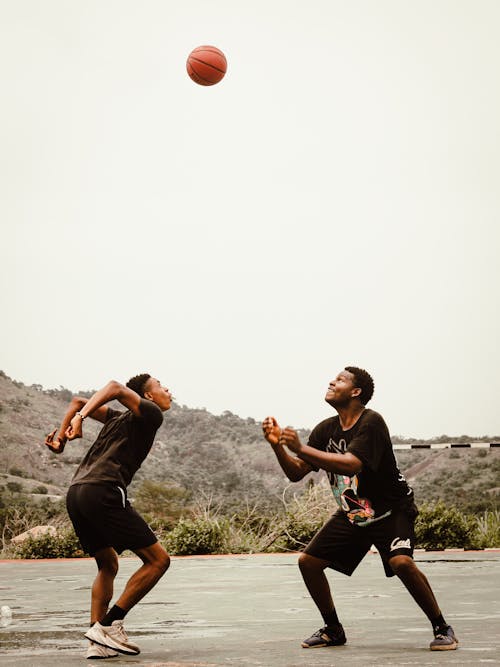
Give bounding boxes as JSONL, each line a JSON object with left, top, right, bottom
{"left": 76, "top": 411, "right": 86, "bottom": 421}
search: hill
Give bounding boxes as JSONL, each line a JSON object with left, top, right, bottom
{"left": 0, "top": 371, "right": 499, "bottom": 514}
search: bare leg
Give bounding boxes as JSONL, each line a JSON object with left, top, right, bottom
{"left": 298, "top": 553, "right": 336, "bottom": 618}
{"left": 91, "top": 548, "right": 119, "bottom": 624}
{"left": 389, "top": 555, "right": 440, "bottom": 620}
{"left": 114, "top": 542, "right": 170, "bottom": 612}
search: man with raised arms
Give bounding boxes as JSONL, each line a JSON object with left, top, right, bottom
{"left": 262, "top": 366, "right": 457, "bottom": 652}
{"left": 45, "top": 374, "right": 172, "bottom": 659}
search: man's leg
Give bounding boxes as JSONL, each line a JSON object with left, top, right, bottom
{"left": 114, "top": 542, "right": 170, "bottom": 611}
{"left": 389, "top": 555, "right": 440, "bottom": 619}
{"left": 298, "top": 553, "right": 336, "bottom": 618}
{"left": 298, "top": 552, "right": 346, "bottom": 648}
{"left": 389, "top": 555, "right": 458, "bottom": 651}
{"left": 91, "top": 547, "right": 119, "bottom": 624}
{"left": 85, "top": 548, "right": 120, "bottom": 659}
{"left": 85, "top": 542, "right": 170, "bottom": 655}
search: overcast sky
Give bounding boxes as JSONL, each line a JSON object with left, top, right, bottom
{"left": 1, "top": 1, "right": 499, "bottom": 438}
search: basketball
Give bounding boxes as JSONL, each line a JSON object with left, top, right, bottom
{"left": 186, "top": 45, "right": 227, "bottom": 86}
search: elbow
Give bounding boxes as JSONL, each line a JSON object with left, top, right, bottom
{"left": 345, "top": 463, "right": 362, "bottom": 476}
{"left": 106, "top": 380, "right": 123, "bottom": 395}
{"left": 101, "top": 380, "right": 127, "bottom": 402}
{"left": 71, "top": 396, "right": 87, "bottom": 410}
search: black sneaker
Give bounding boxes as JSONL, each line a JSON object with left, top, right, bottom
{"left": 301, "top": 624, "right": 347, "bottom": 648}
{"left": 429, "top": 625, "right": 458, "bottom": 651}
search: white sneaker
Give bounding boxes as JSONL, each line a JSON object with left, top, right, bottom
{"left": 85, "top": 620, "right": 140, "bottom": 655}
{"left": 86, "top": 641, "right": 119, "bottom": 659}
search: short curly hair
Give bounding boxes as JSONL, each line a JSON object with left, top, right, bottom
{"left": 126, "top": 373, "right": 151, "bottom": 398}
{"left": 344, "top": 366, "right": 374, "bottom": 405}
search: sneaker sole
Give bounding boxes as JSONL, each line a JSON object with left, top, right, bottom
{"left": 430, "top": 642, "right": 458, "bottom": 651}
{"left": 84, "top": 630, "right": 140, "bottom": 656}
{"left": 301, "top": 641, "right": 347, "bottom": 649}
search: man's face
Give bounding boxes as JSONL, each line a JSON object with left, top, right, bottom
{"left": 325, "top": 370, "right": 360, "bottom": 407}
{"left": 144, "top": 377, "right": 172, "bottom": 411}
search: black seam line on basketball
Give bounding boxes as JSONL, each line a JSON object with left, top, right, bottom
{"left": 187, "top": 63, "right": 210, "bottom": 84}
{"left": 189, "top": 66, "right": 218, "bottom": 84}
{"left": 191, "top": 71, "right": 216, "bottom": 85}
{"left": 190, "top": 57, "right": 225, "bottom": 73}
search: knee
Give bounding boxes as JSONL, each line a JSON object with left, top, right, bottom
{"left": 154, "top": 551, "right": 171, "bottom": 576}
{"left": 389, "top": 554, "right": 415, "bottom": 577}
{"left": 97, "top": 557, "right": 119, "bottom": 578}
{"left": 298, "top": 552, "right": 325, "bottom": 575}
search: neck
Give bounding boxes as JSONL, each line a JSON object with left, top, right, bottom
{"left": 336, "top": 403, "right": 365, "bottom": 430}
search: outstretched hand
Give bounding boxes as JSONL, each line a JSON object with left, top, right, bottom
{"left": 262, "top": 416, "right": 281, "bottom": 446}
{"left": 44, "top": 429, "right": 65, "bottom": 454}
{"left": 278, "top": 427, "right": 302, "bottom": 454}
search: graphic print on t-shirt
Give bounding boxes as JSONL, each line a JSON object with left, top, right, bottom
{"left": 326, "top": 437, "right": 391, "bottom": 526}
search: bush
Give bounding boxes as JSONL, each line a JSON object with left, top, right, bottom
{"left": 33, "top": 485, "right": 48, "bottom": 495}
{"left": 6, "top": 481, "right": 23, "bottom": 493}
{"left": 12, "top": 528, "right": 87, "bottom": 559}
{"left": 474, "top": 510, "right": 500, "bottom": 548}
{"left": 164, "top": 517, "right": 228, "bottom": 555}
{"left": 415, "top": 501, "right": 476, "bottom": 550}
{"left": 275, "top": 513, "right": 324, "bottom": 551}
{"left": 133, "top": 480, "right": 192, "bottom": 530}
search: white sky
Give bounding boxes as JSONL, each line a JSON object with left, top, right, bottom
{"left": 1, "top": 1, "right": 499, "bottom": 439}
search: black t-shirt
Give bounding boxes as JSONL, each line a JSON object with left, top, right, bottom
{"left": 308, "top": 409, "right": 413, "bottom": 526}
{"left": 70, "top": 398, "right": 164, "bottom": 489}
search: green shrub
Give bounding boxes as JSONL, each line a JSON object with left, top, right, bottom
{"left": 276, "top": 513, "right": 324, "bottom": 551}
{"left": 33, "top": 485, "right": 48, "bottom": 495}
{"left": 6, "top": 481, "right": 23, "bottom": 493}
{"left": 415, "top": 501, "right": 476, "bottom": 550}
{"left": 474, "top": 510, "right": 500, "bottom": 548}
{"left": 12, "top": 528, "right": 87, "bottom": 559}
{"left": 164, "top": 517, "right": 228, "bottom": 555}
{"left": 133, "top": 480, "right": 192, "bottom": 530}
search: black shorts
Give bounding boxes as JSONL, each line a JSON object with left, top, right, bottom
{"left": 304, "top": 504, "right": 418, "bottom": 577}
{"left": 66, "top": 483, "right": 157, "bottom": 556}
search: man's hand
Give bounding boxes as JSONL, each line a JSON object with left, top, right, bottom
{"left": 262, "top": 416, "right": 282, "bottom": 446}
{"left": 65, "top": 414, "right": 83, "bottom": 440}
{"left": 279, "top": 427, "right": 303, "bottom": 454}
{"left": 44, "top": 429, "right": 66, "bottom": 454}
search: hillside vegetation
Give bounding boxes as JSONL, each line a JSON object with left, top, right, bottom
{"left": 1, "top": 371, "right": 499, "bottom": 555}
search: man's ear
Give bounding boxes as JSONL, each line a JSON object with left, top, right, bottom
{"left": 351, "top": 387, "right": 362, "bottom": 399}
{"left": 142, "top": 377, "right": 155, "bottom": 401}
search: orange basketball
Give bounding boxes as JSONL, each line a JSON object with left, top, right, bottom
{"left": 186, "top": 45, "right": 227, "bottom": 86}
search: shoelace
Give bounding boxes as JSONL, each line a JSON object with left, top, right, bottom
{"left": 113, "top": 622, "right": 128, "bottom": 640}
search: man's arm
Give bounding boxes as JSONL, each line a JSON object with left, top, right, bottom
{"left": 279, "top": 427, "right": 363, "bottom": 476}
{"left": 44, "top": 396, "right": 109, "bottom": 454}
{"left": 65, "top": 381, "right": 143, "bottom": 440}
{"left": 262, "top": 416, "right": 312, "bottom": 482}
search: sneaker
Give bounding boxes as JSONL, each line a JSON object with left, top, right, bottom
{"left": 430, "top": 625, "right": 458, "bottom": 651}
{"left": 85, "top": 620, "right": 140, "bottom": 655}
{"left": 301, "top": 624, "right": 347, "bottom": 648}
{"left": 86, "top": 641, "right": 119, "bottom": 659}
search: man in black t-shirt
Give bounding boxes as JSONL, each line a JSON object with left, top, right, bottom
{"left": 45, "top": 374, "right": 172, "bottom": 659}
{"left": 262, "top": 366, "right": 458, "bottom": 652}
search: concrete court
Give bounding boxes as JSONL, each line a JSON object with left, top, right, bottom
{"left": 0, "top": 551, "right": 499, "bottom": 667}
